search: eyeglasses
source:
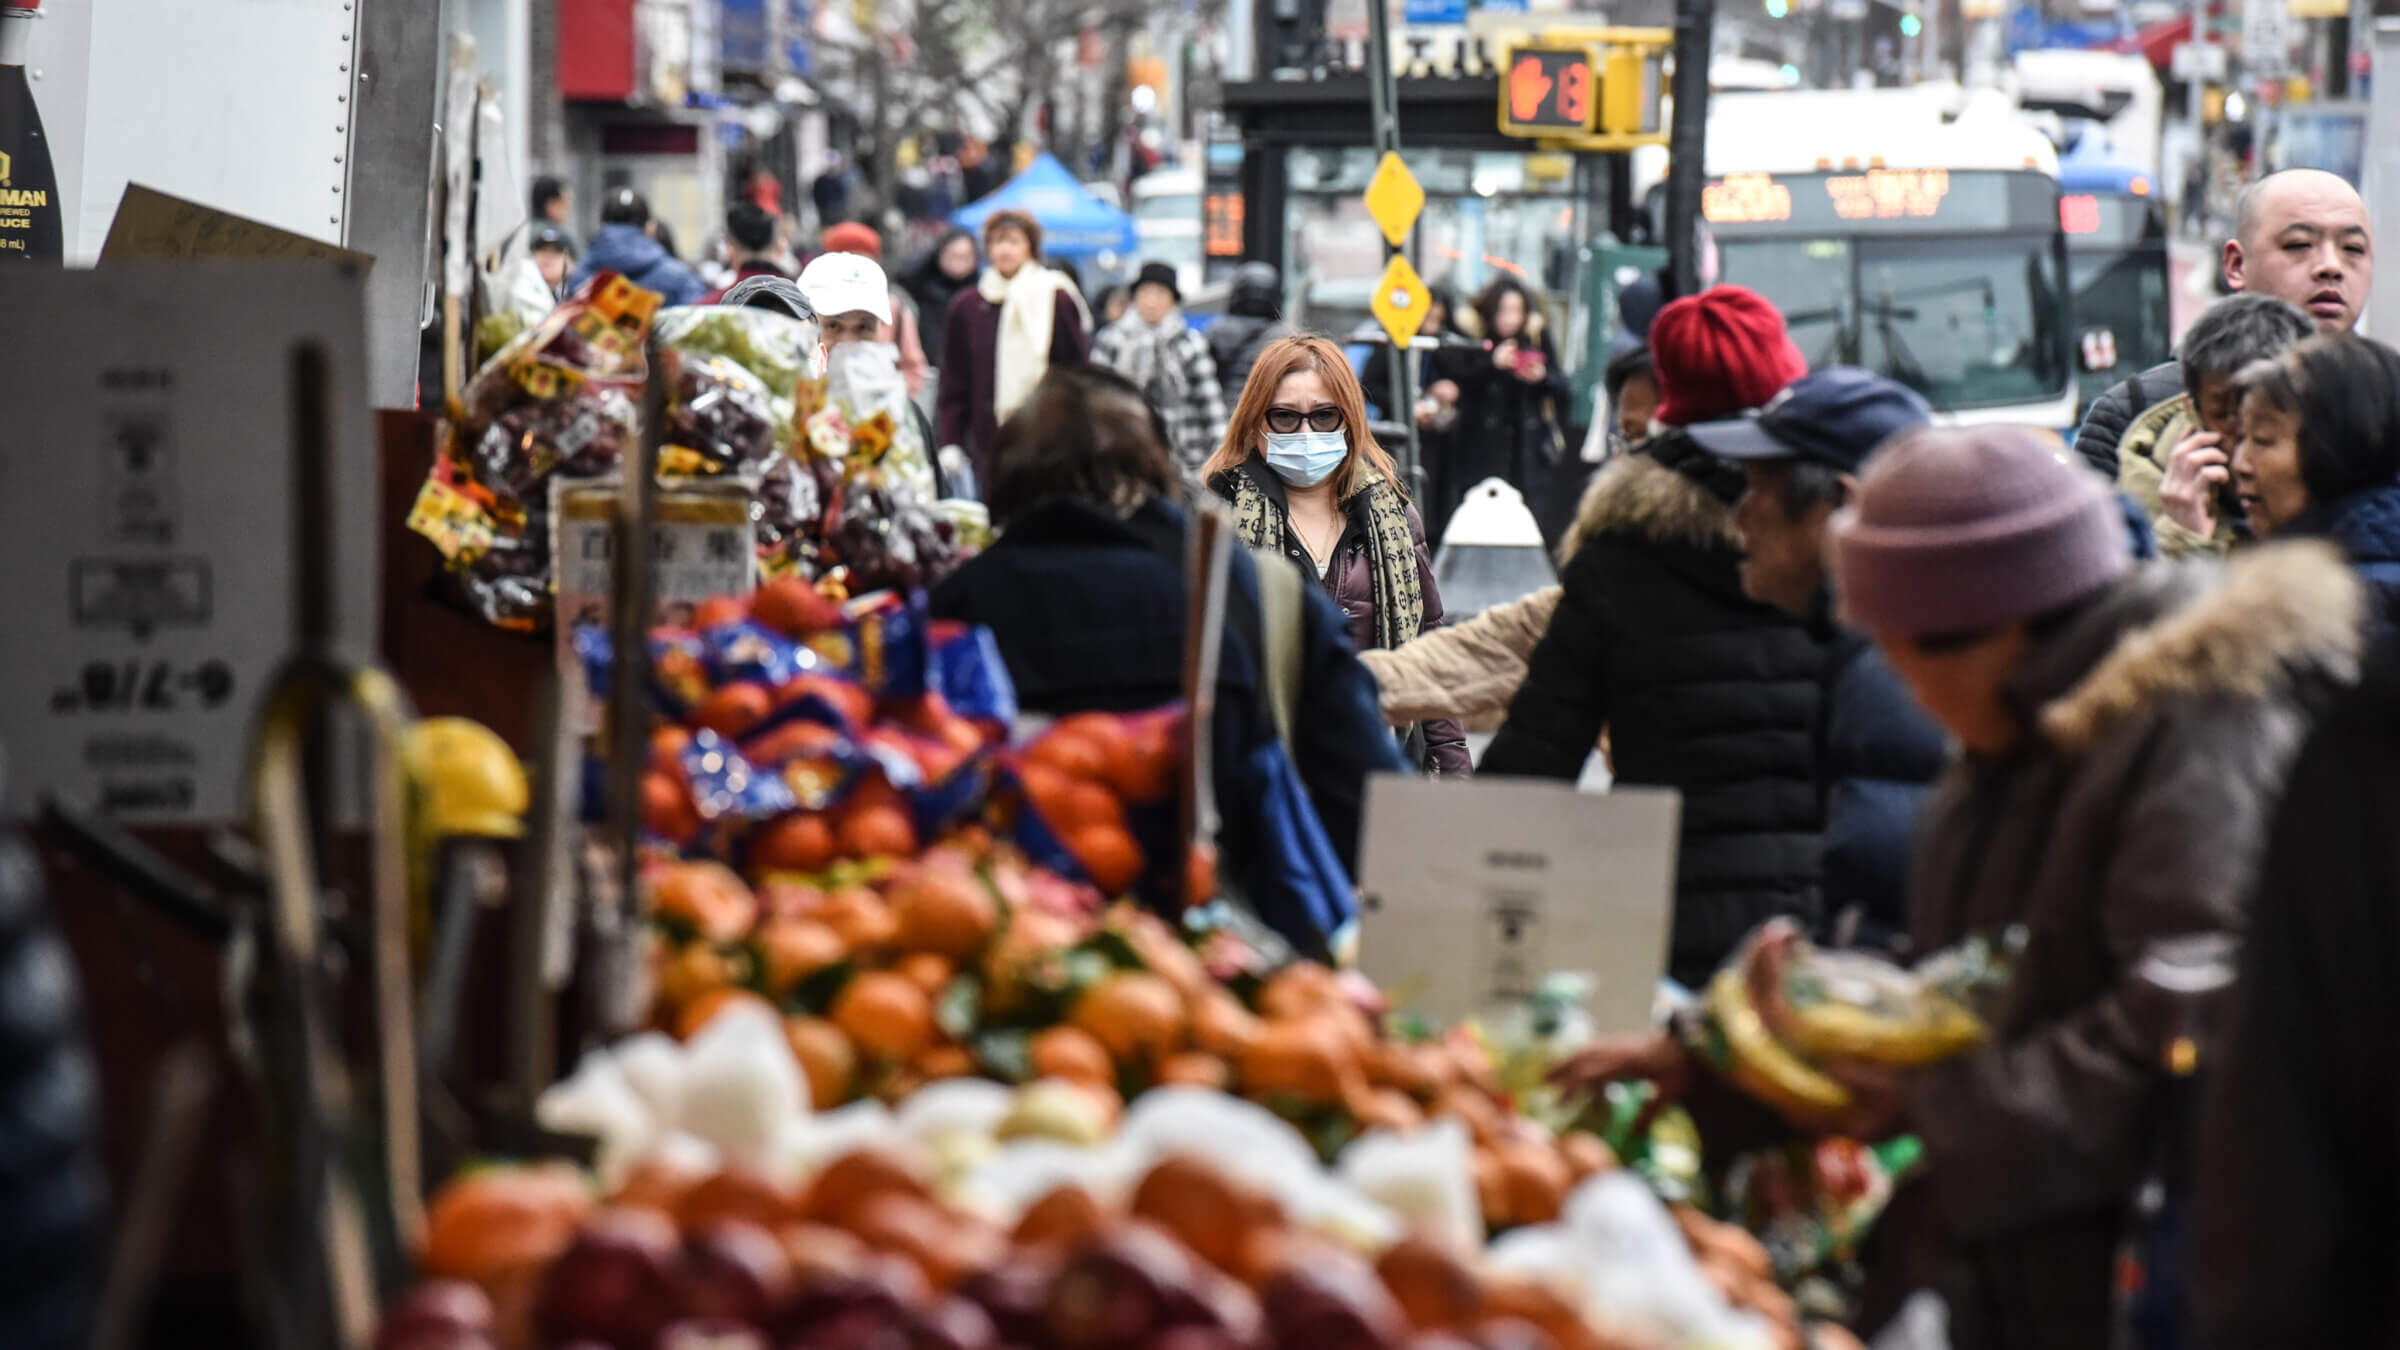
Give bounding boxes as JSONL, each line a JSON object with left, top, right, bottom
{"left": 1265, "top": 405, "right": 1345, "bottom": 434}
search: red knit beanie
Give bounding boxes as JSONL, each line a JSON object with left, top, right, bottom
{"left": 1648, "top": 285, "right": 1808, "bottom": 426}
{"left": 820, "top": 222, "right": 882, "bottom": 259}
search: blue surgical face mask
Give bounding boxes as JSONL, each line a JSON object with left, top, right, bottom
{"left": 1262, "top": 430, "right": 1348, "bottom": 487}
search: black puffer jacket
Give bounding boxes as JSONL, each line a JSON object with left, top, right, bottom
{"left": 2071, "top": 358, "right": 2182, "bottom": 480}
{"left": 1811, "top": 592, "right": 1949, "bottom": 953}
{"left": 0, "top": 829, "right": 105, "bottom": 1350}
{"left": 1480, "top": 436, "right": 1827, "bottom": 982}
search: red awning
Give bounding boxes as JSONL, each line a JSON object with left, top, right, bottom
{"left": 2121, "top": 12, "right": 2193, "bottom": 71}
{"left": 558, "top": 0, "right": 637, "bottom": 102}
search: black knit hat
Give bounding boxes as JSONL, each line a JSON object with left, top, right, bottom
{"left": 1133, "top": 261, "right": 1180, "bottom": 301}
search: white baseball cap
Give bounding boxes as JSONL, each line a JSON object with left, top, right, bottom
{"left": 798, "top": 251, "right": 893, "bottom": 325}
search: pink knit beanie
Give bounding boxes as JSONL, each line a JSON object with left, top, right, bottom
{"left": 1832, "top": 425, "right": 2131, "bottom": 636}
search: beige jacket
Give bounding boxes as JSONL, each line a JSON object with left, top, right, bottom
{"left": 1357, "top": 586, "right": 1560, "bottom": 732}
{"left": 2116, "top": 392, "right": 2237, "bottom": 559}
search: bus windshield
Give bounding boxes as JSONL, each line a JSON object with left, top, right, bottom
{"left": 1716, "top": 232, "right": 2069, "bottom": 412}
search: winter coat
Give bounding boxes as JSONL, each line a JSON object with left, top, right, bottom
{"left": 1433, "top": 312, "right": 1571, "bottom": 549}
{"left": 2190, "top": 627, "right": 2400, "bottom": 1350}
{"left": 927, "top": 496, "right": 1405, "bottom": 899}
{"left": 2071, "top": 358, "right": 2182, "bottom": 480}
{"left": 935, "top": 281, "right": 1089, "bottom": 477}
{"left": 1869, "top": 543, "right": 2363, "bottom": 1350}
{"left": 1089, "top": 313, "right": 1230, "bottom": 476}
{"left": 0, "top": 830, "right": 105, "bottom": 1350}
{"left": 2288, "top": 480, "right": 2400, "bottom": 630}
{"left": 900, "top": 234, "right": 978, "bottom": 370}
{"left": 1810, "top": 599, "right": 1948, "bottom": 952}
{"left": 1480, "top": 439, "right": 1827, "bottom": 982}
{"left": 1357, "top": 586, "right": 1560, "bottom": 734}
{"left": 570, "top": 223, "right": 709, "bottom": 307}
{"left": 2115, "top": 393, "right": 2239, "bottom": 558}
{"left": 1205, "top": 313, "right": 1290, "bottom": 402}
{"left": 1210, "top": 458, "right": 1473, "bottom": 777}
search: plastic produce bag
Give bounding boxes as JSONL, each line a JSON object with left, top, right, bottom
{"left": 824, "top": 341, "right": 938, "bottom": 504}
{"left": 654, "top": 304, "right": 822, "bottom": 455}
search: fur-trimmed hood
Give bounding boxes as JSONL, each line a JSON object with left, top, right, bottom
{"left": 2032, "top": 541, "right": 2365, "bottom": 751}
{"left": 1452, "top": 303, "right": 1546, "bottom": 346}
{"left": 1559, "top": 438, "right": 1742, "bottom": 562}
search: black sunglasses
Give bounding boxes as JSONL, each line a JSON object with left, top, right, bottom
{"left": 1265, "top": 405, "right": 1346, "bottom": 434}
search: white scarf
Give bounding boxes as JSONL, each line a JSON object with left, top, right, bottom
{"left": 979, "top": 263, "right": 1071, "bottom": 423}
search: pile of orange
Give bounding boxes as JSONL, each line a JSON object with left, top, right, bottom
{"left": 1010, "top": 713, "right": 1177, "bottom": 899}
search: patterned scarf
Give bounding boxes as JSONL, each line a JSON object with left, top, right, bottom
{"left": 1108, "top": 310, "right": 1192, "bottom": 411}
{"left": 1225, "top": 462, "right": 1425, "bottom": 650}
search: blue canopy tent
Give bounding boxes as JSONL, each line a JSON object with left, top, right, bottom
{"left": 951, "top": 154, "right": 1138, "bottom": 262}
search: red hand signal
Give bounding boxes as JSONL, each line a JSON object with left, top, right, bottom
{"left": 1557, "top": 60, "right": 1592, "bottom": 125}
{"left": 1509, "top": 55, "right": 1554, "bottom": 122}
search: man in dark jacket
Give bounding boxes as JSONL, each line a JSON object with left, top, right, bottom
{"left": 1206, "top": 262, "right": 1291, "bottom": 402}
{"left": 698, "top": 201, "right": 789, "bottom": 305}
{"left": 2073, "top": 168, "right": 2373, "bottom": 478}
{"left": 569, "top": 187, "right": 708, "bottom": 307}
{"left": 1480, "top": 286, "right": 1821, "bottom": 985}
{"left": 2191, "top": 628, "right": 2400, "bottom": 1348}
{"left": 1689, "top": 367, "right": 1947, "bottom": 952}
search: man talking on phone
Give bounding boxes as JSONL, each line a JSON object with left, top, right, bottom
{"left": 2115, "top": 293, "right": 2315, "bottom": 558}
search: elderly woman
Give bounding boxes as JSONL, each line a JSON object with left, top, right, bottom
{"left": 2227, "top": 332, "right": 2400, "bottom": 620}
{"left": 2122, "top": 293, "right": 2314, "bottom": 556}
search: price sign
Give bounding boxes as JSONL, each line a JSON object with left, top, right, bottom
{"left": 0, "top": 263, "right": 376, "bottom": 821}
{"left": 1499, "top": 43, "right": 1601, "bottom": 136}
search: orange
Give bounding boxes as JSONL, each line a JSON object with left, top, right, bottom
{"left": 836, "top": 802, "right": 919, "bottom": 861}
{"left": 1155, "top": 1051, "right": 1230, "bottom": 1090}
{"left": 980, "top": 907, "right": 1084, "bottom": 1009}
{"left": 742, "top": 719, "right": 849, "bottom": 770}
{"left": 1348, "top": 1086, "right": 1425, "bottom": 1135}
{"left": 611, "top": 1152, "right": 710, "bottom": 1215}
{"left": 1372, "top": 1041, "right": 1445, "bottom": 1099}
{"left": 1236, "top": 1018, "right": 1357, "bottom": 1105}
{"left": 1375, "top": 1236, "right": 1483, "bottom": 1330}
{"left": 1097, "top": 718, "right": 1178, "bottom": 805}
{"left": 1016, "top": 761, "right": 1076, "bottom": 824}
{"left": 1071, "top": 971, "right": 1187, "bottom": 1063}
{"left": 757, "top": 919, "right": 845, "bottom": 996}
{"left": 1056, "top": 777, "right": 1126, "bottom": 833}
{"left": 751, "top": 812, "right": 839, "bottom": 876}
{"left": 912, "top": 1043, "right": 975, "bottom": 1080}
{"left": 1115, "top": 910, "right": 1211, "bottom": 1002}
{"left": 694, "top": 680, "right": 775, "bottom": 740}
{"left": 887, "top": 866, "right": 999, "bottom": 959}
{"left": 653, "top": 943, "right": 735, "bottom": 1019}
{"left": 650, "top": 862, "right": 760, "bottom": 943}
{"left": 1131, "top": 1155, "right": 1253, "bottom": 1275}
{"left": 785, "top": 1015, "right": 858, "bottom": 1109}
{"left": 640, "top": 770, "right": 701, "bottom": 843}
{"left": 1472, "top": 1145, "right": 1512, "bottom": 1228}
{"left": 649, "top": 724, "right": 694, "bottom": 773}
{"left": 1561, "top": 1130, "right": 1616, "bottom": 1181}
{"left": 1066, "top": 825, "right": 1144, "bottom": 897}
{"left": 1497, "top": 1135, "right": 1573, "bottom": 1225}
{"left": 1429, "top": 1086, "right": 1507, "bottom": 1147}
{"left": 1013, "top": 1183, "right": 1107, "bottom": 1250}
{"left": 894, "top": 951, "right": 955, "bottom": 997}
{"left": 1257, "top": 962, "right": 1344, "bottom": 1023}
{"left": 1029, "top": 1025, "right": 1116, "bottom": 1087}
{"left": 832, "top": 971, "right": 937, "bottom": 1061}
{"left": 777, "top": 1222, "right": 869, "bottom": 1284}
{"left": 420, "top": 1163, "right": 592, "bottom": 1288}
{"left": 818, "top": 886, "right": 898, "bottom": 952}
{"left": 676, "top": 987, "right": 775, "bottom": 1041}
{"left": 751, "top": 575, "right": 843, "bottom": 638}
{"left": 801, "top": 1147, "right": 935, "bottom": 1230}
{"left": 1026, "top": 727, "right": 1109, "bottom": 782}
{"left": 693, "top": 594, "right": 751, "bottom": 631}
{"left": 1192, "top": 990, "right": 1264, "bottom": 1059}
{"left": 776, "top": 673, "right": 875, "bottom": 732}
{"left": 673, "top": 1165, "right": 799, "bottom": 1234}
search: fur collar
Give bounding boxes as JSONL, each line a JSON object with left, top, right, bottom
{"left": 2039, "top": 541, "right": 2364, "bottom": 751}
{"left": 1452, "top": 305, "right": 1546, "bottom": 346}
{"left": 1561, "top": 446, "right": 1741, "bottom": 560}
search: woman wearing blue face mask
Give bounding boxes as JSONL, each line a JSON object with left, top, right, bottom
{"left": 1205, "top": 336, "right": 1472, "bottom": 776}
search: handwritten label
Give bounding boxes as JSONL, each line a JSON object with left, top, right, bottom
{"left": 98, "top": 183, "right": 375, "bottom": 270}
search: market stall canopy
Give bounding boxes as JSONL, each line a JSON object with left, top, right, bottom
{"left": 951, "top": 154, "right": 1138, "bottom": 260}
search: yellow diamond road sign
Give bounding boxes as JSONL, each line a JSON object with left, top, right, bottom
{"left": 1371, "top": 254, "right": 1433, "bottom": 351}
{"left": 1363, "top": 152, "right": 1424, "bottom": 247}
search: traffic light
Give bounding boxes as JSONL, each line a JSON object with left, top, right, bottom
{"left": 1899, "top": 13, "right": 1923, "bottom": 35}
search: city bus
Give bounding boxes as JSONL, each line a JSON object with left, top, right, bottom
{"left": 2056, "top": 145, "right": 2171, "bottom": 418}
{"left": 1640, "top": 89, "right": 2077, "bottom": 433}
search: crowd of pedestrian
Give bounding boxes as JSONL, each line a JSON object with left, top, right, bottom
{"left": 449, "top": 154, "right": 2400, "bottom": 1347}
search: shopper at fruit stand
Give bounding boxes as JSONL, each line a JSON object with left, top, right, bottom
{"left": 931, "top": 364, "right": 1399, "bottom": 952}
{"left": 1426, "top": 276, "right": 1572, "bottom": 549}
{"left": 2223, "top": 332, "right": 2400, "bottom": 624}
{"left": 2190, "top": 629, "right": 2400, "bottom": 1347}
{"left": 1090, "top": 261, "right": 1228, "bottom": 478}
{"left": 1688, "top": 368, "right": 1945, "bottom": 953}
{"left": 900, "top": 227, "right": 979, "bottom": 371}
{"left": 698, "top": 202, "right": 791, "bottom": 304}
{"left": 936, "top": 209, "right": 1091, "bottom": 486}
{"left": 569, "top": 187, "right": 708, "bottom": 308}
{"left": 2119, "top": 293, "right": 2314, "bottom": 558}
{"left": 2074, "top": 168, "right": 2373, "bottom": 478}
{"left": 1480, "top": 285, "right": 1820, "bottom": 985}
{"left": 1204, "top": 336, "right": 1471, "bottom": 777}
{"left": 817, "top": 221, "right": 930, "bottom": 399}
{"left": 1555, "top": 425, "right": 2367, "bottom": 1350}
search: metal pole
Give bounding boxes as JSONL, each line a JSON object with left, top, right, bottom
{"left": 2368, "top": 0, "right": 2400, "bottom": 343}
{"left": 1365, "top": 0, "right": 1425, "bottom": 501}
{"left": 1666, "top": 0, "right": 1717, "bottom": 299}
